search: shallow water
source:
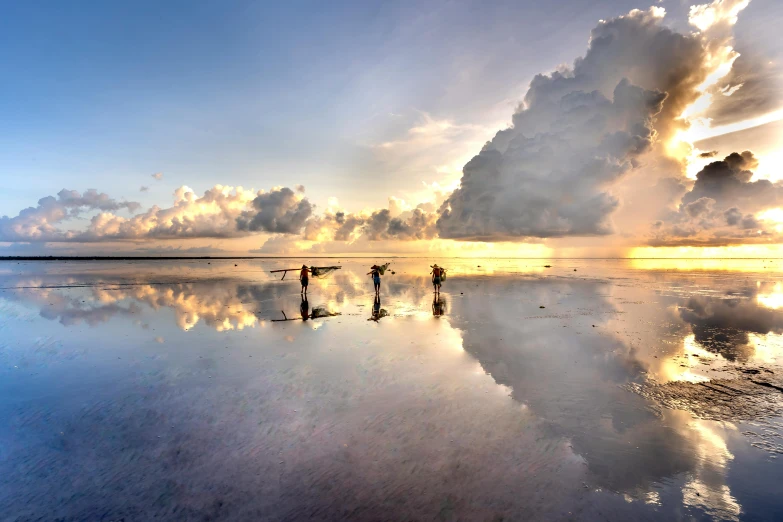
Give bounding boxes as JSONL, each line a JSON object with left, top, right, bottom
{"left": 1, "top": 258, "right": 782, "bottom": 521}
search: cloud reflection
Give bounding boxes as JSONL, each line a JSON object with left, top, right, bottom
{"left": 2, "top": 259, "right": 783, "bottom": 519}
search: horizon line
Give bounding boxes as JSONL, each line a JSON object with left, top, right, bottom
{"left": 2, "top": 256, "right": 783, "bottom": 261}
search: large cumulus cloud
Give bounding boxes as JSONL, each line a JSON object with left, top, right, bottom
{"left": 438, "top": 80, "right": 666, "bottom": 239}
{"left": 436, "top": 7, "right": 718, "bottom": 241}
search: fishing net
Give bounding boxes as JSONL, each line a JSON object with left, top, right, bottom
{"left": 311, "top": 307, "right": 340, "bottom": 318}
{"left": 430, "top": 265, "right": 447, "bottom": 281}
{"left": 377, "top": 263, "right": 391, "bottom": 275}
{"left": 310, "top": 266, "right": 341, "bottom": 278}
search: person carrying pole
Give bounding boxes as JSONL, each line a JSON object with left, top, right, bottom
{"left": 299, "top": 264, "right": 310, "bottom": 296}
{"left": 431, "top": 264, "right": 443, "bottom": 294}
{"left": 368, "top": 265, "right": 381, "bottom": 294}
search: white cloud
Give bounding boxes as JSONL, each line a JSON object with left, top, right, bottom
{"left": 689, "top": 0, "right": 750, "bottom": 32}
{"left": 437, "top": 7, "right": 711, "bottom": 240}
{"left": 0, "top": 189, "right": 140, "bottom": 242}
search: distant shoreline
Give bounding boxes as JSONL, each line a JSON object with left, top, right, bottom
{"left": 0, "top": 256, "right": 326, "bottom": 261}
{"left": 1, "top": 256, "right": 782, "bottom": 261}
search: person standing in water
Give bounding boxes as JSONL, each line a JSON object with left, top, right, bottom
{"left": 431, "top": 264, "right": 443, "bottom": 294}
{"left": 299, "top": 264, "right": 310, "bottom": 296}
{"left": 368, "top": 264, "right": 381, "bottom": 294}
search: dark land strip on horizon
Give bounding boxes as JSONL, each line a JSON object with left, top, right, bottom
{"left": 2, "top": 256, "right": 783, "bottom": 262}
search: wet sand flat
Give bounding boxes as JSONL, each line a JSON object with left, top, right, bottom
{"left": 1, "top": 258, "right": 782, "bottom": 521}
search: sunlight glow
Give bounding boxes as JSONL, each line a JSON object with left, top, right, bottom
{"left": 747, "top": 332, "right": 783, "bottom": 364}
{"left": 754, "top": 148, "right": 783, "bottom": 182}
{"left": 666, "top": 41, "right": 741, "bottom": 165}
{"left": 756, "top": 208, "right": 783, "bottom": 233}
{"left": 756, "top": 282, "right": 783, "bottom": 309}
{"left": 629, "top": 245, "right": 783, "bottom": 264}
{"left": 658, "top": 334, "right": 717, "bottom": 383}
{"left": 685, "top": 108, "right": 783, "bottom": 143}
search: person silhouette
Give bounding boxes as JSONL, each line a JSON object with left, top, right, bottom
{"left": 299, "top": 265, "right": 310, "bottom": 296}
{"left": 431, "top": 264, "right": 443, "bottom": 294}
{"left": 368, "top": 265, "right": 381, "bottom": 294}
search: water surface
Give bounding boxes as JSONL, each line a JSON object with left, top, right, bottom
{"left": 1, "top": 258, "right": 782, "bottom": 520}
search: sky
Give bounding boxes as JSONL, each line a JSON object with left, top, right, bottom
{"left": 1, "top": 0, "right": 782, "bottom": 257}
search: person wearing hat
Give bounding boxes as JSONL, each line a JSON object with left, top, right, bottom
{"left": 367, "top": 264, "right": 382, "bottom": 294}
{"left": 431, "top": 264, "right": 443, "bottom": 294}
{"left": 299, "top": 265, "right": 310, "bottom": 296}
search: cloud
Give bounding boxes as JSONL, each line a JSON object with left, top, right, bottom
{"left": 688, "top": 0, "right": 749, "bottom": 32}
{"left": 704, "top": 49, "right": 783, "bottom": 127}
{"left": 1, "top": 2, "right": 774, "bottom": 254}
{"left": 368, "top": 112, "right": 498, "bottom": 192}
{"left": 438, "top": 79, "right": 665, "bottom": 239}
{"left": 152, "top": 172, "right": 164, "bottom": 180}
{"left": 236, "top": 187, "right": 313, "bottom": 234}
{"left": 0, "top": 189, "right": 140, "bottom": 242}
{"left": 130, "top": 245, "right": 227, "bottom": 255}
{"left": 250, "top": 235, "right": 306, "bottom": 255}
{"left": 81, "top": 185, "right": 258, "bottom": 241}
{"left": 300, "top": 197, "right": 438, "bottom": 243}
{"left": 0, "top": 185, "right": 315, "bottom": 243}
{"left": 650, "top": 151, "right": 783, "bottom": 245}
{"left": 0, "top": 242, "right": 73, "bottom": 257}
{"left": 363, "top": 207, "right": 438, "bottom": 241}
{"left": 433, "top": 5, "right": 735, "bottom": 241}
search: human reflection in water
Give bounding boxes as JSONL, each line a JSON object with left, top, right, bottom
{"left": 368, "top": 295, "right": 388, "bottom": 322}
{"left": 300, "top": 296, "right": 309, "bottom": 321}
{"left": 272, "top": 297, "right": 340, "bottom": 322}
{"left": 432, "top": 294, "right": 446, "bottom": 317}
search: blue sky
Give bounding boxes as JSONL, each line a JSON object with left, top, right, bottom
{"left": 0, "top": 0, "right": 781, "bottom": 256}
{"left": 0, "top": 0, "right": 679, "bottom": 212}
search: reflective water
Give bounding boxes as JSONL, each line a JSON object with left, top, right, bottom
{"left": 1, "top": 258, "right": 782, "bottom": 520}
